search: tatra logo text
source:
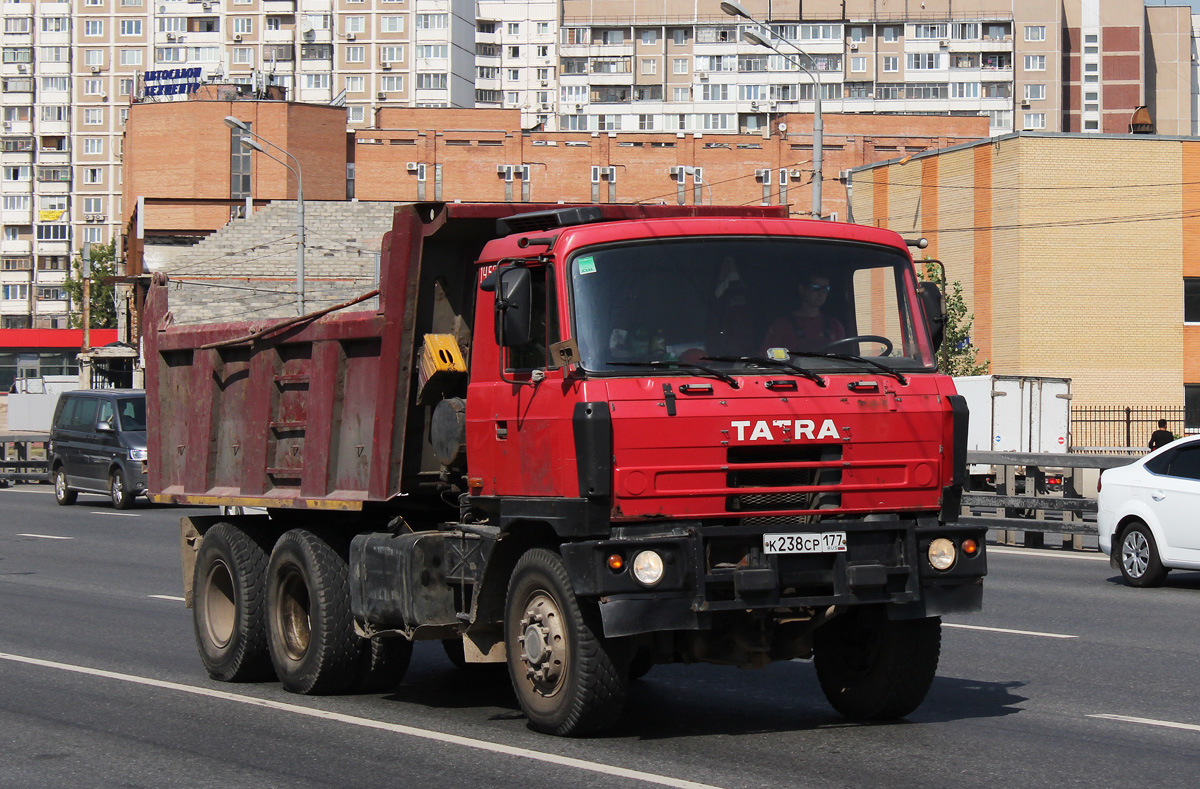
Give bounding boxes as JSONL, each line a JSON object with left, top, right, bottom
{"left": 731, "top": 419, "right": 840, "bottom": 441}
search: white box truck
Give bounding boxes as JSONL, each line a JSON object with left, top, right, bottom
{"left": 953, "top": 375, "right": 1072, "bottom": 490}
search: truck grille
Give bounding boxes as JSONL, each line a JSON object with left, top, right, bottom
{"left": 725, "top": 444, "right": 842, "bottom": 518}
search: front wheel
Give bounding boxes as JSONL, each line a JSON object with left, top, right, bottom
{"left": 1119, "top": 522, "right": 1168, "bottom": 587}
{"left": 505, "top": 548, "right": 628, "bottom": 736}
{"left": 110, "top": 468, "right": 134, "bottom": 510}
{"left": 54, "top": 468, "right": 76, "bottom": 506}
{"left": 814, "top": 608, "right": 941, "bottom": 720}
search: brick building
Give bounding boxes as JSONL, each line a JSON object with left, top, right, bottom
{"left": 846, "top": 132, "right": 1199, "bottom": 416}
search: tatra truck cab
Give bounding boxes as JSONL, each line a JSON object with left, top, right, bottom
{"left": 147, "top": 203, "right": 983, "bottom": 736}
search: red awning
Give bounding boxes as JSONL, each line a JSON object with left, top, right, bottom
{"left": 0, "top": 328, "right": 120, "bottom": 350}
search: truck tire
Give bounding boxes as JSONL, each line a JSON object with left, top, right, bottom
{"left": 192, "top": 522, "right": 275, "bottom": 682}
{"left": 265, "top": 529, "right": 361, "bottom": 695}
{"left": 504, "top": 548, "right": 629, "bottom": 736}
{"left": 352, "top": 636, "right": 413, "bottom": 694}
{"left": 54, "top": 468, "right": 76, "bottom": 506}
{"left": 813, "top": 607, "right": 941, "bottom": 721}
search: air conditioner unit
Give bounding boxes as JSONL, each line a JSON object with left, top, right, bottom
{"left": 668, "top": 165, "right": 682, "bottom": 177}
{"left": 381, "top": 62, "right": 391, "bottom": 70}
{"left": 201, "top": 1, "right": 210, "bottom": 9}
{"left": 849, "top": 42, "right": 858, "bottom": 50}
{"left": 377, "top": 91, "right": 387, "bottom": 99}
{"left": 346, "top": 33, "right": 356, "bottom": 41}
{"left": 939, "top": 40, "right": 949, "bottom": 47}
{"left": 1021, "top": 102, "right": 1030, "bottom": 108}
{"left": 518, "top": 165, "right": 530, "bottom": 181}
{"left": 406, "top": 162, "right": 419, "bottom": 172}
{"left": 91, "top": 66, "right": 101, "bottom": 74}
{"left": 233, "top": 34, "right": 242, "bottom": 42}
{"left": 16, "top": 64, "right": 26, "bottom": 73}
{"left": 605, "top": 166, "right": 615, "bottom": 182}
{"left": 539, "top": 103, "right": 550, "bottom": 110}
{"left": 574, "top": 103, "right": 582, "bottom": 113}
{"left": 539, "top": 80, "right": 547, "bottom": 87}
{"left": 100, "top": 93, "right": 108, "bottom": 101}
{"left": 497, "top": 164, "right": 513, "bottom": 182}
{"left": 166, "top": 32, "right": 176, "bottom": 41}
{"left": 755, "top": 168, "right": 771, "bottom": 184}
{"left": 790, "top": 169, "right": 804, "bottom": 178}
{"left": 1, "top": 122, "right": 10, "bottom": 130}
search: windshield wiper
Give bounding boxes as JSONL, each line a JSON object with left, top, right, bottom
{"left": 786, "top": 351, "right": 908, "bottom": 386}
{"left": 605, "top": 360, "right": 740, "bottom": 388}
{"left": 700, "top": 355, "right": 826, "bottom": 388}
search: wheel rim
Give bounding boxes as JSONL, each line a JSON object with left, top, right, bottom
{"left": 1122, "top": 531, "right": 1149, "bottom": 578}
{"left": 55, "top": 471, "right": 67, "bottom": 499}
{"left": 111, "top": 474, "right": 123, "bottom": 503}
{"left": 275, "top": 565, "right": 311, "bottom": 661}
{"left": 203, "top": 559, "right": 236, "bottom": 649}
{"left": 517, "top": 591, "right": 568, "bottom": 698}
{"left": 1122, "top": 531, "right": 1149, "bottom": 577}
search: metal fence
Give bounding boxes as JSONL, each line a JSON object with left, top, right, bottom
{"left": 1070, "top": 406, "right": 1186, "bottom": 450}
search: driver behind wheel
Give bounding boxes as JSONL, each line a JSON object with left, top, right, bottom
{"left": 761, "top": 268, "right": 845, "bottom": 354}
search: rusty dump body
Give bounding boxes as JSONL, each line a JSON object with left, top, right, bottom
{"left": 144, "top": 202, "right": 786, "bottom": 511}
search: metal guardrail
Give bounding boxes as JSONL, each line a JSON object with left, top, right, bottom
{"left": 960, "top": 450, "right": 1137, "bottom": 546}
{"left": 0, "top": 433, "right": 50, "bottom": 487}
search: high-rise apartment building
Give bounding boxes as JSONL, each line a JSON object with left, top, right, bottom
{"left": 0, "top": 0, "right": 1193, "bottom": 329}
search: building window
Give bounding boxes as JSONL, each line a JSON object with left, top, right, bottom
{"left": 304, "top": 74, "right": 330, "bottom": 89}
{"left": 83, "top": 109, "right": 104, "bottom": 125}
{"left": 345, "top": 46, "right": 365, "bottom": 63}
{"left": 907, "top": 53, "right": 940, "bottom": 70}
{"left": 347, "top": 106, "right": 365, "bottom": 123}
{"left": 85, "top": 50, "right": 104, "bottom": 67}
{"left": 36, "top": 225, "right": 70, "bottom": 241}
{"left": 81, "top": 227, "right": 102, "bottom": 244}
{"left": 232, "top": 48, "right": 253, "bottom": 65}
{"left": 120, "top": 19, "right": 142, "bottom": 36}
{"left": 83, "top": 197, "right": 105, "bottom": 215}
{"left": 42, "top": 106, "right": 68, "bottom": 122}
{"left": 345, "top": 17, "right": 365, "bottom": 34}
{"left": 119, "top": 49, "right": 143, "bottom": 67}
{"left": 266, "top": 17, "right": 282, "bottom": 31}
{"left": 82, "top": 167, "right": 103, "bottom": 184}
{"left": 882, "top": 26, "right": 899, "bottom": 42}
{"left": 345, "top": 76, "right": 364, "bottom": 93}
{"left": 84, "top": 79, "right": 103, "bottom": 95}
{"left": 507, "top": 68, "right": 520, "bottom": 81}
{"left": 3, "top": 285, "right": 30, "bottom": 301}
{"left": 882, "top": 56, "right": 898, "bottom": 72}
{"left": 1024, "top": 84, "right": 1045, "bottom": 101}
{"left": 1187, "top": 385, "right": 1200, "bottom": 430}
{"left": 951, "top": 82, "right": 980, "bottom": 98}
{"left": 416, "top": 14, "right": 447, "bottom": 30}
{"left": 910, "top": 23, "right": 947, "bottom": 39}
{"left": 2, "top": 196, "right": 30, "bottom": 212}
{"left": 850, "top": 56, "right": 866, "bottom": 73}
{"left": 537, "top": 45, "right": 549, "bottom": 57}
{"left": 42, "top": 77, "right": 70, "bottom": 92}
{"left": 1024, "top": 55, "right": 1045, "bottom": 71}
{"left": 1023, "top": 112, "right": 1046, "bottom": 129}
{"left": 380, "top": 75, "right": 404, "bottom": 92}
{"left": 508, "top": 46, "right": 520, "bottom": 58}
{"left": 641, "top": 58, "right": 657, "bottom": 75}
{"left": 84, "top": 20, "right": 103, "bottom": 37}
{"left": 380, "top": 46, "right": 404, "bottom": 63}
{"left": 301, "top": 44, "right": 332, "bottom": 60}
{"left": 640, "top": 30, "right": 657, "bottom": 45}
{"left": 3, "top": 165, "right": 31, "bottom": 182}
{"left": 672, "top": 58, "right": 688, "bottom": 74}
{"left": 417, "top": 44, "right": 448, "bottom": 59}
{"left": 1185, "top": 279, "right": 1200, "bottom": 323}
{"left": 1024, "top": 26, "right": 1046, "bottom": 42}
{"left": 156, "top": 47, "right": 184, "bottom": 63}
{"left": 416, "top": 73, "right": 447, "bottom": 90}
{"left": 233, "top": 18, "right": 253, "bottom": 35}
{"left": 42, "top": 17, "right": 69, "bottom": 32}
{"left": 84, "top": 138, "right": 104, "bottom": 155}
{"left": 381, "top": 16, "right": 404, "bottom": 33}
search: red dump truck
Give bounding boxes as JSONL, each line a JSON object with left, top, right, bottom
{"left": 145, "top": 202, "right": 985, "bottom": 736}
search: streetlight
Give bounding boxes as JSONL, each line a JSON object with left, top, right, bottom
{"left": 222, "top": 116, "right": 306, "bottom": 315}
{"left": 721, "top": 1, "right": 823, "bottom": 219}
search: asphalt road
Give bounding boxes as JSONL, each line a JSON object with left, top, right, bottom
{"left": 3, "top": 484, "right": 1200, "bottom": 789}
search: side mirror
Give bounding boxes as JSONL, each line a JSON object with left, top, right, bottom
{"left": 917, "top": 281, "right": 946, "bottom": 352}
{"left": 492, "top": 266, "right": 532, "bottom": 348}
{"left": 95, "top": 421, "right": 115, "bottom": 433}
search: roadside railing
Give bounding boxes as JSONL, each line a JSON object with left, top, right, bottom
{"left": 960, "top": 450, "right": 1138, "bottom": 549}
{"left": 0, "top": 433, "right": 50, "bottom": 487}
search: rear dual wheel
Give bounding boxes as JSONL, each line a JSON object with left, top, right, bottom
{"left": 266, "top": 529, "right": 410, "bottom": 695}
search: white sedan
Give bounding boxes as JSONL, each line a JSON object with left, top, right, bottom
{"left": 1098, "top": 434, "right": 1200, "bottom": 586}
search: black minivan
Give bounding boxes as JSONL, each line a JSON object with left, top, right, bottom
{"left": 49, "top": 389, "right": 148, "bottom": 509}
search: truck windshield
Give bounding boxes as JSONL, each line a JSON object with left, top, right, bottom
{"left": 569, "top": 237, "right": 933, "bottom": 374}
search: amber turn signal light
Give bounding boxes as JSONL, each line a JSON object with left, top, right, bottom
{"left": 961, "top": 538, "right": 979, "bottom": 556}
{"left": 607, "top": 554, "right": 624, "bottom": 572}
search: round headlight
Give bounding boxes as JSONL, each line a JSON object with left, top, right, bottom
{"left": 631, "top": 550, "right": 665, "bottom": 586}
{"left": 928, "top": 538, "right": 957, "bottom": 571}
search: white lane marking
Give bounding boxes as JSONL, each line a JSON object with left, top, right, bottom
{"left": 15, "top": 533, "right": 73, "bottom": 540}
{"left": 88, "top": 511, "right": 141, "bottom": 518}
{"left": 0, "top": 651, "right": 723, "bottom": 789}
{"left": 943, "top": 623, "right": 1077, "bottom": 639}
{"left": 148, "top": 594, "right": 185, "bottom": 602}
{"left": 1089, "top": 713, "right": 1200, "bottom": 733}
{"left": 988, "top": 547, "right": 1107, "bottom": 562}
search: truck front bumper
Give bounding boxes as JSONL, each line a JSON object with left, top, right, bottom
{"left": 560, "top": 518, "right": 986, "bottom": 638}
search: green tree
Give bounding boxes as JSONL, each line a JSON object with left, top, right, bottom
{"left": 63, "top": 240, "right": 118, "bottom": 329}
{"left": 921, "top": 261, "right": 989, "bottom": 376}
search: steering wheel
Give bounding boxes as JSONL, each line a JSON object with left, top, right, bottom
{"left": 819, "top": 335, "right": 893, "bottom": 357}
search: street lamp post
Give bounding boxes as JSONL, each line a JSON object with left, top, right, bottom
{"left": 222, "top": 116, "right": 306, "bottom": 315}
{"left": 721, "top": 1, "right": 823, "bottom": 219}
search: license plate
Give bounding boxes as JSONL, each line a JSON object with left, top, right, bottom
{"left": 763, "top": 531, "right": 847, "bottom": 554}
